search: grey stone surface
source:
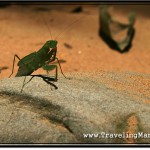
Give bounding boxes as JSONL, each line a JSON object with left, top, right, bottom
{"left": 0, "top": 71, "right": 149, "bottom": 143}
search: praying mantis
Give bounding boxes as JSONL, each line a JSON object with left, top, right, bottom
{"left": 9, "top": 40, "right": 68, "bottom": 92}
{"left": 8, "top": 13, "right": 83, "bottom": 92}
{"left": 9, "top": 6, "right": 85, "bottom": 93}
{"left": 9, "top": 40, "right": 67, "bottom": 79}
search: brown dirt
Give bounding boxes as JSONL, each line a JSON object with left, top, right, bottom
{"left": 94, "top": 72, "right": 150, "bottom": 104}
{"left": 0, "top": 4, "right": 150, "bottom": 79}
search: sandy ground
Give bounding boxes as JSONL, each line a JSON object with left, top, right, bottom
{"left": 0, "top": 4, "right": 150, "bottom": 79}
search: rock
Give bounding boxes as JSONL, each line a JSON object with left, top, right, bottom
{"left": 0, "top": 71, "right": 149, "bottom": 143}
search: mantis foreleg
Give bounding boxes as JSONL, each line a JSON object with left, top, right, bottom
{"left": 42, "top": 64, "right": 58, "bottom": 81}
{"left": 47, "top": 48, "right": 69, "bottom": 79}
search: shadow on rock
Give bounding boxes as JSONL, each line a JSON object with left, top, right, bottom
{"left": 22, "top": 74, "right": 58, "bottom": 93}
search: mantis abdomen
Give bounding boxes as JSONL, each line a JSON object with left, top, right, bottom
{"left": 15, "top": 42, "right": 52, "bottom": 77}
{"left": 16, "top": 52, "right": 41, "bottom": 77}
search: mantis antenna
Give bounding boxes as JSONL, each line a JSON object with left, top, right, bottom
{"left": 54, "top": 15, "right": 85, "bottom": 41}
{"left": 41, "top": 13, "right": 53, "bottom": 40}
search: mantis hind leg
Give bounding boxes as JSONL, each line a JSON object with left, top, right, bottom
{"left": 20, "top": 76, "right": 27, "bottom": 93}
{"left": 9, "top": 54, "right": 28, "bottom": 93}
{"left": 9, "top": 54, "right": 21, "bottom": 78}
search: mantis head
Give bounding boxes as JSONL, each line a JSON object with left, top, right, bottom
{"left": 47, "top": 40, "right": 58, "bottom": 48}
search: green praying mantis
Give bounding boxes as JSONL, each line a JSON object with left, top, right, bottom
{"left": 8, "top": 13, "right": 83, "bottom": 92}
{"left": 9, "top": 40, "right": 66, "bottom": 79}
{"left": 8, "top": 9, "right": 86, "bottom": 93}
{"left": 9, "top": 40, "right": 68, "bottom": 92}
